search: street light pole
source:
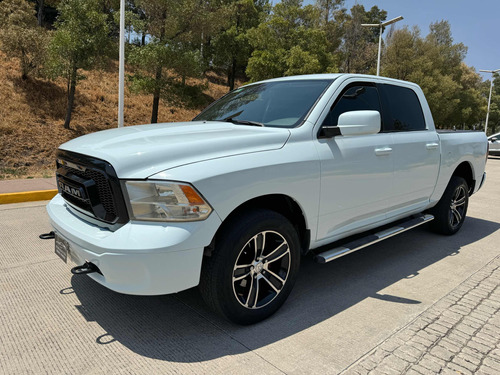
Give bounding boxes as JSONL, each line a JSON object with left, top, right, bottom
{"left": 362, "top": 16, "right": 404, "bottom": 76}
{"left": 118, "top": 0, "right": 125, "bottom": 128}
{"left": 480, "top": 68, "right": 500, "bottom": 135}
{"left": 376, "top": 24, "right": 382, "bottom": 76}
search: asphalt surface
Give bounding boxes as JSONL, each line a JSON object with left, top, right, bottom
{"left": 1, "top": 159, "right": 499, "bottom": 374}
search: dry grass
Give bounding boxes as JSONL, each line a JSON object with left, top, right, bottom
{"left": 0, "top": 53, "right": 233, "bottom": 179}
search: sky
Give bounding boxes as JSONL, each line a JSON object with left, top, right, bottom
{"left": 302, "top": 0, "right": 500, "bottom": 81}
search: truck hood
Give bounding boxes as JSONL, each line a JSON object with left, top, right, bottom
{"left": 59, "top": 121, "right": 291, "bottom": 179}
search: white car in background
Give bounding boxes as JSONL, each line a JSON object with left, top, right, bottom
{"left": 488, "top": 132, "right": 500, "bottom": 156}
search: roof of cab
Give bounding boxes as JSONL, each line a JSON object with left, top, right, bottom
{"left": 252, "top": 73, "right": 421, "bottom": 90}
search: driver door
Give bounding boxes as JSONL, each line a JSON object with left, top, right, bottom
{"left": 314, "top": 82, "right": 393, "bottom": 242}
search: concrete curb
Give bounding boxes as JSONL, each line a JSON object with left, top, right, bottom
{"left": 0, "top": 190, "right": 58, "bottom": 204}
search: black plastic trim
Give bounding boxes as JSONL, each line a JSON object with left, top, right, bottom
{"left": 56, "top": 149, "right": 129, "bottom": 226}
{"left": 318, "top": 126, "right": 342, "bottom": 139}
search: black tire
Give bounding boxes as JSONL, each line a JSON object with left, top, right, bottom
{"left": 429, "top": 176, "right": 469, "bottom": 235}
{"left": 199, "top": 209, "right": 301, "bottom": 325}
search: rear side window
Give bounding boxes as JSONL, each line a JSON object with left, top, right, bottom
{"left": 378, "top": 84, "right": 426, "bottom": 131}
{"left": 322, "top": 85, "right": 381, "bottom": 126}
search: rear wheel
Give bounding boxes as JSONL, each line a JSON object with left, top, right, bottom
{"left": 430, "top": 176, "right": 469, "bottom": 235}
{"left": 199, "top": 209, "right": 301, "bottom": 325}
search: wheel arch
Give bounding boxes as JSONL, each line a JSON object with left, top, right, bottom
{"left": 204, "top": 194, "right": 310, "bottom": 257}
{"left": 452, "top": 161, "right": 475, "bottom": 194}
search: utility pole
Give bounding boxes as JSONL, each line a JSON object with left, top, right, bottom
{"left": 118, "top": 0, "right": 125, "bottom": 127}
{"left": 362, "top": 16, "right": 404, "bottom": 76}
{"left": 479, "top": 68, "right": 500, "bottom": 135}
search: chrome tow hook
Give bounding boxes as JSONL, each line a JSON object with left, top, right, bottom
{"left": 71, "top": 262, "right": 101, "bottom": 275}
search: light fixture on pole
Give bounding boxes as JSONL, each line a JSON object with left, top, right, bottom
{"left": 479, "top": 68, "right": 500, "bottom": 135}
{"left": 118, "top": 0, "right": 125, "bottom": 128}
{"left": 362, "top": 16, "right": 404, "bottom": 76}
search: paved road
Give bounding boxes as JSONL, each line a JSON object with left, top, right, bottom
{"left": 1, "top": 160, "right": 500, "bottom": 374}
{"left": 343, "top": 255, "right": 500, "bottom": 375}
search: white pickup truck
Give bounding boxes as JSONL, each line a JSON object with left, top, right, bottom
{"left": 46, "top": 74, "right": 487, "bottom": 324}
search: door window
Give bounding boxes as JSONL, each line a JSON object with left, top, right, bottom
{"left": 322, "top": 85, "right": 382, "bottom": 127}
{"left": 378, "top": 84, "right": 426, "bottom": 132}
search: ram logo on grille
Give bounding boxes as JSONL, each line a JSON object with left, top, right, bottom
{"left": 59, "top": 181, "right": 85, "bottom": 199}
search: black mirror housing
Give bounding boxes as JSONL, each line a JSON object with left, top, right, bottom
{"left": 319, "top": 126, "right": 341, "bottom": 138}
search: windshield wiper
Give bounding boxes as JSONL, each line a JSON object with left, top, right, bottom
{"left": 222, "top": 111, "right": 265, "bottom": 127}
{"left": 223, "top": 111, "right": 244, "bottom": 121}
{"left": 226, "top": 118, "right": 265, "bottom": 127}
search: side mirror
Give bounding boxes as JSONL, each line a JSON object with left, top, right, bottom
{"left": 491, "top": 137, "right": 498, "bottom": 142}
{"left": 337, "top": 110, "right": 381, "bottom": 136}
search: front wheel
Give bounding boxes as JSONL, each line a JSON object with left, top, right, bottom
{"left": 429, "top": 176, "right": 469, "bottom": 235}
{"left": 199, "top": 209, "right": 301, "bottom": 325}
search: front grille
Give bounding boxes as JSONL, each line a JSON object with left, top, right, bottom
{"left": 56, "top": 150, "right": 129, "bottom": 226}
{"left": 62, "top": 166, "right": 117, "bottom": 218}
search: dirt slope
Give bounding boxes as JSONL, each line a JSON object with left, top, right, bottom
{"left": 0, "top": 53, "right": 231, "bottom": 179}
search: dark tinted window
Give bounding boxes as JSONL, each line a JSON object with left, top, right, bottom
{"left": 379, "top": 84, "right": 426, "bottom": 131}
{"left": 322, "top": 85, "right": 381, "bottom": 126}
{"left": 194, "top": 79, "right": 333, "bottom": 128}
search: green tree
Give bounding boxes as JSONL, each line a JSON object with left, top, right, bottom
{"left": 316, "top": 0, "right": 344, "bottom": 25}
{"left": 246, "top": 0, "right": 333, "bottom": 82}
{"left": 383, "top": 21, "right": 485, "bottom": 130}
{"left": 452, "top": 63, "right": 486, "bottom": 130}
{"left": 382, "top": 26, "right": 420, "bottom": 81}
{"left": 127, "top": 0, "right": 203, "bottom": 123}
{"left": 413, "top": 20, "right": 480, "bottom": 128}
{"left": 0, "top": 0, "right": 50, "bottom": 80}
{"left": 128, "top": 42, "right": 203, "bottom": 114}
{"left": 426, "top": 21, "right": 467, "bottom": 77}
{"left": 339, "top": 4, "right": 387, "bottom": 73}
{"left": 112, "top": 2, "right": 147, "bottom": 45}
{"left": 48, "top": 0, "right": 110, "bottom": 129}
{"left": 314, "top": 0, "right": 344, "bottom": 70}
{"left": 211, "top": 0, "right": 265, "bottom": 90}
{"left": 482, "top": 73, "right": 500, "bottom": 135}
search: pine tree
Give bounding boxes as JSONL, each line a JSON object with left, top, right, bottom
{"left": 48, "top": 0, "right": 110, "bottom": 129}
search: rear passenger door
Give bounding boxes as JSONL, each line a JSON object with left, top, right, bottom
{"left": 378, "top": 84, "right": 440, "bottom": 218}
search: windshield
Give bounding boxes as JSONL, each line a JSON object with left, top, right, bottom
{"left": 194, "top": 79, "right": 334, "bottom": 128}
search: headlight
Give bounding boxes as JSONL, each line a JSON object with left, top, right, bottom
{"left": 124, "top": 181, "right": 212, "bottom": 222}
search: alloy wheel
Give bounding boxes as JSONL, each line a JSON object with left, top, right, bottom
{"left": 232, "top": 230, "right": 291, "bottom": 309}
{"left": 449, "top": 185, "right": 467, "bottom": 229}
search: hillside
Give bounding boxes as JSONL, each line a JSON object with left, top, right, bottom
{"left": 0, "top": 53, "right": 232, "bottom": 179}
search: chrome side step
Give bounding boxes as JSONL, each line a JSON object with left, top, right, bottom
{"left": 314, "top": 214, "right": 434, "bottom": 264}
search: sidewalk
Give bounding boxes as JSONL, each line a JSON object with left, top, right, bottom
{"left": 342, "top": 255, "right": 500, "bottom": 375}
{"left": 0, "top": 177, "right": 57, "bottom": 194}
{"left": 0, "top": 177, "right": 57, "bottom": 204}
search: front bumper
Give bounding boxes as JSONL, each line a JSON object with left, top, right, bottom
{"left": 47, "top": 194, "right": 222, "bottom": 295}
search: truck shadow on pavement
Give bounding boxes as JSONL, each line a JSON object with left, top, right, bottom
{"left": 70, "top": 216, "right": 499, "bottom": 363}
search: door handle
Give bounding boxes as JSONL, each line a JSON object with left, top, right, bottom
{"left": 374, "top": 147, "right": 393, "bottom": 156}
{"left": 426, "top": 142, "right": 439, "bottom": 150}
